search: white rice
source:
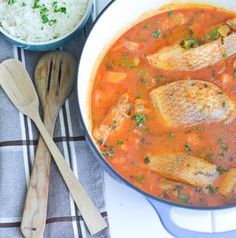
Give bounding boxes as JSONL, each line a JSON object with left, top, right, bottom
{"left": 0, "top": 0, "right": 89, "bottom": 42}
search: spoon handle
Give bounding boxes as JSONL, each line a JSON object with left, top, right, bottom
{"left": 21, "top": 136, "right": 51, "bottom": 238}
{"left": 32, "top": 113, "right": 108, "bottom": 235}
{"left": 21, "top": 110, "right": 55, "bottom": 238}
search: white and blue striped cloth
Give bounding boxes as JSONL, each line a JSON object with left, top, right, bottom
{"left": 0, "top": 1, "right": 111, "bottom": 237}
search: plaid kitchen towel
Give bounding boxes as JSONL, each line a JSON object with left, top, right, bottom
{"left": 0, "top": 2, "right": 110, "bottom": 238}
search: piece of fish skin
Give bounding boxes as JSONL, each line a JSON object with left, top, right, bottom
{"left": 146, "top": 33, "right": 236, "bottom": 71}
{"left": 93, "top": 93, "right": 132, "bottom": 143}
{"left": 219, "top": 168, "right": 236, "bottom": 197}
{"left": 150, "top": 80, "right": 235, "bottom": 127}
{"left": 144, "top": 153, "right": 218, "bottom": 187}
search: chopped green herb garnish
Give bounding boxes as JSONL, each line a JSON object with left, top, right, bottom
{"left": 134, "top": 113, "right": 146, "bottom": 127}
{"left": 41, "top": 14, "right": 49, "bottom": 24}
{"left": 54, "top": 5, "right": 67, "bottom": 13}
{"left": 207, "top": 28, "right": 219, "bottom": 40}
{"left": 168, "top": 11, "right": 174, "bottom": 17}
{"left": 102, "top": 151, "right": 113, "bottom": 158}
{"left": 167, "top": 131, "right": 174, "bottom": 139}
{"left": 185, "top": 143, "right": 192, "bottom": 154}
{"left": 40, "top": 5, "right": 48, "bottom": 14}
{"left": 98, "top": 138, "right": 104, "bottom": 146}
{"left": 132, "top": 57, "right": 140, "bottom": 68}
{"left": 206, "top": 184, "right": 219, "bottom": 194}
{"left": 117, "top": 140, "right": 123, "bottom": 145}
{"left": 223, "top": 52, "right": 228, "bottom": 57}
{"left": 60, "top": 6, "right": 67, "bottom": 14}
{"left": 234, "top": 71, "right": 236, "bottom": 78}
{"left": 196, "top": 104, "right": 205, "bottom": 111}
{"left": 49, "top": 19, "right": 57, "bottom": 26}
{"left": 219, "top": 151, "right": 225, "bottom": 156}
{"left": 134, "top": 175, "right": 145, "bottom": 184}
{"left": 144, "top": 156, "right": 150, "bottom": 164}
{"left": 216, "top": 166, "right": 229, "bottom": 175}
{"left": 143, "top": 23, "right": 150, "bottom": 29}
{"left": 152, "top": 29, "right": 161, "bottom": 38}
{"left": 109, "top": 146, "right": 115, "bottom": 152}
{"left": 102, "top": 145, "right": 115, "bottom": 158}
{"left": 33, "top": 0, "right": 40, "bottom": 9}
{"left": 53, "top": 1, "right": 67, "bottom": 14}
{"left": 218, "top": 139, "right": 228, "bottom": 157}
{"left": 8, "top": 0, "right": 16, "bottom": 5}
{"left": 219, "top": 139, "right": 228, "bottom": 150}
{"left": 138, "top": 104, "right": 144, "bottom": 110}
{"left": 139, "top": 68, "right": 148, "bottom": 77}
{"left": 178, "top": 194, "right": 189, "bottom": 203}
{"left": 122, "top": 54, "right": 140, "bottom": 69}
{"left": 22, "top": 2, "right": 26, "bottom": 6}
{"left": 180, "top": 39, "right": 200, "bottom": 49}
{"left": 52, "top": 1, "right": 57, "bottom": 6}
{"left": 136, "top": 93, "right": 142, "bottom": 99}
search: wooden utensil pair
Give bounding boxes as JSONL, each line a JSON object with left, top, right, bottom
{"left": 0, "top": 52, "right": 107, "bottom": 238}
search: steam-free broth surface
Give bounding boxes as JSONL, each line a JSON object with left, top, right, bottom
{"left": 91, "top": 6, "right": 236, "bottom": 207}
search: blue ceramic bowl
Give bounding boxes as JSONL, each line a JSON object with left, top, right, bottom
{"left": 0, "top": 0, "right": 92, "bottom": 51}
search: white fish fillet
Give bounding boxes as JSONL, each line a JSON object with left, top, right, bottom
{"left": 147, "top": 33, "right": 236, "bottom": 71}
{"left": 150, "top": 80, "right": 235, "bottom": 127}
{"left": 93, "top": 93, "right": 132, "bottom": 143}
{"left": 144, "top": 153, "right": 218, "bottom": 187}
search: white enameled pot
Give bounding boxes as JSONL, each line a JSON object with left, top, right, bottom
{"left": 77, "top": 1, "right": 236, "bottom": 237}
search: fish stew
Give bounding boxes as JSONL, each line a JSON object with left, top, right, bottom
{"left": 91, "top": 6, "right": 236, "bottom": 207}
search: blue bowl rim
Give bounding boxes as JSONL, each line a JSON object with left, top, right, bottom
{"left": 77, "top": 0, "right": 236, "bottom": 211}
{"left": 0, "top": 0, "right": 93, "bottom": 46}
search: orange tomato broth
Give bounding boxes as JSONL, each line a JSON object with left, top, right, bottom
{"left": 91, "top": 6, "right": 236, "bottom": 207}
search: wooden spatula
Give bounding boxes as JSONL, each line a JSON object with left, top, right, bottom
{"left": 21, "top": 52, "right": 75, "bottom": 238}
{"left": 0, "top": 59, "right": 108, "bottom": 236}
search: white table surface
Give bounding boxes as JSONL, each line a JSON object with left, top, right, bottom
{"left": 95, "top": 1, "right": 236, "bottom": 237}
{"left": 104, "top": 174, "right": 173, "bottom": 238}
{"left": 104, "top": 170, "right": 236, "bottom": 238}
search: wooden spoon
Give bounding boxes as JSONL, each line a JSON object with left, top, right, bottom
{"left": 21, "top": 51, "right": 75, "bottom": 238}
{"left": 0, "top": 59, "right": 107, "bottom": 236}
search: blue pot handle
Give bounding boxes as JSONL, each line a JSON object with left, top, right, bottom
{"left": 147, "top": 197, "right": 236, "bottom": 238}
